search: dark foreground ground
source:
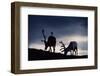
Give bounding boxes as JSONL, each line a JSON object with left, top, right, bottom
{"left": 28, "top": 48, "right": 88, "bottom": 61}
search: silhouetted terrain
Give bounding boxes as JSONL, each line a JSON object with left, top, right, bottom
{"left": 28, "top": 48, "right": 88, "bottom": 61}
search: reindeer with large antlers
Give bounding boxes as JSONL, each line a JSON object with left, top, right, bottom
{"left": 41, "top": 29, "right": 56, "bottom": 52}
{"left": 59, "top": 41, "right": 78, "bottom": 56}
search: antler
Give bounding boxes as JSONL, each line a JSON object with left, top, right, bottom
{"left": 59, "top": 41, "right": 66, "bottom": 50}
{"left": 42, "top": 29, "right": 46, "bottom": 41}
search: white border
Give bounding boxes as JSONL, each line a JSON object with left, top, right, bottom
{"left": 20, "top": 6, "right": 95, "bottom": 70}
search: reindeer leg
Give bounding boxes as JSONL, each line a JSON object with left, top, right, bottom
{"left": 53, "top": 46, "right": 55, "bottom": 53}
{"left": 71, "top": 50, "right": 73, "bottom": 55}
{"left": 76, "top": 50, "right": 78, "bottom": 56}
{"left": 45, "top": 46, "right": 47, "bottom": 51}
{"left": 74, "top": 49, "right": 77, "bottom": 56}
{"left": 49, "top": 47, "right": 52, "bottom": 52}
{"left": 73, "top": 49, "right": 75, "bottom": 55}
{"left": 74, "top": 50, "right": 76, "bottom": 56}
{"left": 75, "top": 51, "right": 77, "bottom": 56}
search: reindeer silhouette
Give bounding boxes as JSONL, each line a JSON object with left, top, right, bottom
{"left": 41, "top": 29, "right": 56, "bottom": 52}
{"left": 59, "top": 41, "right": 78, "bottom": 56}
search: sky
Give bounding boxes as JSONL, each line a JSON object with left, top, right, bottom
{"left": 28, "top": 15, "right": 88, "bottom": 55}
